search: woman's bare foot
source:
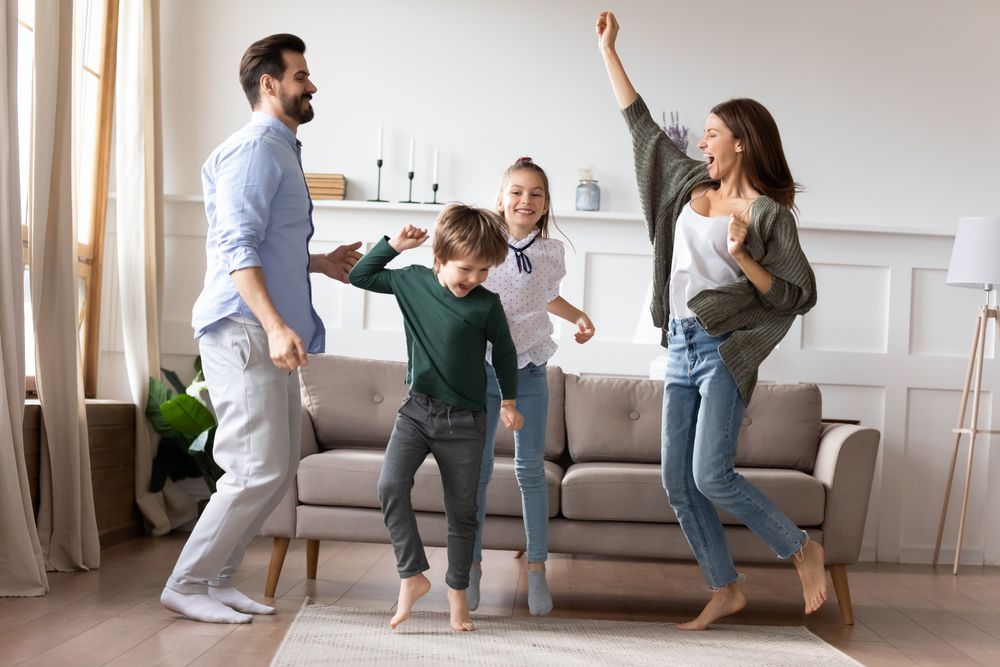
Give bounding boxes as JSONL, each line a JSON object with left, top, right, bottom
{"left": 793, "top": 539, "right": 828, "bottom": 614}
{"left": 447, "top": 587, "right": 476, "bottom": 632}
{"left": 677, "top": 582, "right": 747, "bottom": 631}
{"left": 389, "top": 573, "right": 431, "bottom": 629}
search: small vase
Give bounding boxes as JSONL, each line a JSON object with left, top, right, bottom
{"left": 576, "top": 179, "right": 600, "bottom": 212}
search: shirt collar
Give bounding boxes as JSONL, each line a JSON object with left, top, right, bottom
{"left": 508, "top": 228, "right": 541, "bottom": 249}
{"left": 250, "top": 111, "right": 300, "bottom": 149}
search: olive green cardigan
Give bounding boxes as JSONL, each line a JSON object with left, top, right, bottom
{"left": 623, "top": 95, "right": 817, "bottom": 404}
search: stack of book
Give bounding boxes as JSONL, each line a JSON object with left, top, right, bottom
{"left": 304, "top": 173, "right": 347, "bottom": 200}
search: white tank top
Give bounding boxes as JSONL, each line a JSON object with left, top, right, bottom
{"left": 668, "top": 200, "right": 743, "bottom": 319}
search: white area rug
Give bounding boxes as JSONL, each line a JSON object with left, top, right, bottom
{"left": 271, "top": 600, "right": 861, "bottom": 666}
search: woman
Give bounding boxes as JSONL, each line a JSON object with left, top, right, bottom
{"left": 596, "top": 11, "right": 825, "bottom": 630}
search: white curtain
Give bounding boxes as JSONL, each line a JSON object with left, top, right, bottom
{"left": 31, "top": 0, "right": 100, "bottom": 571}
{"left": 117, "top": 0, "right": 197, "bottom": 535}
{"left": 0, "top": 0, "right": 47, "bottom": 597}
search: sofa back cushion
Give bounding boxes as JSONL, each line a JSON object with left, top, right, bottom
{"left": 564, "top": 374, "right": 823, "bottom": 471}
{"left": 565, "top": 374, "right": 663, "bottom": 463}
{"left": 736, "top": 383, "right": 823, "bottom": 471}
{"left": 301, "top": 355, "right": 409, "bottom": 450}
{"left": 491, "top": 365, "right": 565, "bottom": 461}
{"left": 299, "top": 355, "right": 566, "bottom": 459}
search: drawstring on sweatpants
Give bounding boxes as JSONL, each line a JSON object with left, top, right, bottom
{"left": 431, "top": 402, "right": 454, "bottom": 434}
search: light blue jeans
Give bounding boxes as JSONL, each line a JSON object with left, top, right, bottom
{"left": 662, "top": 317, "right": 807, "bottom": 589}
{"left": 473, "top": 362, "right": 549, "bottom": 563}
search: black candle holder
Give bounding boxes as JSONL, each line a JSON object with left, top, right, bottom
{"left": 423, "top": 183, "right": 441, "bottom": 205}
{"left": 399, "top": 171, "right": 417, "bottom": 204}
{"left": 367, "top": 159, "right": 387, "bottom": 202}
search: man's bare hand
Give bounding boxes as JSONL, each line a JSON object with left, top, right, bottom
{"left": 312, "top": 241, "right": 363, "bottom": 283}
{"left": 266, "top": 322, "right": 307, "bottom": 370}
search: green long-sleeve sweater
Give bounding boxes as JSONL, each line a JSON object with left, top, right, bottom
{"left": 623, "top": 95, "right": 817, "bottom": 404}
{"left": 348, "top": 237, "right": 518, "bottom": 411}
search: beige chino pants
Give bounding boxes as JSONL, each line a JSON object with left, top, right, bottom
{"left": 166, "top": 319, "right": 301, "bottom": 594}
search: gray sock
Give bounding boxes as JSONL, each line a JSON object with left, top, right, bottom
{"left": 527, "top": 570, "right": 553, "bottom": 616}
{"left": 466, "top": 562, "right": 483, "bottom": 611}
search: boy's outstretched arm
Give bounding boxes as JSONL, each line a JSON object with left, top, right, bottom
{"left": 348, "top": 226, "right": 428, "bottom": 293}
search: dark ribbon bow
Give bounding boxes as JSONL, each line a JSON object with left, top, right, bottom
{"left": 509, "top": 235, "right": 538, "bottom": 274}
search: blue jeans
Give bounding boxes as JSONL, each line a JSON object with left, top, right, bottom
{"left": 662, "top": 317, "right": 807, "bottom": 589}
{"left": 473, "top": 362, "right": 549, "bottom": 563}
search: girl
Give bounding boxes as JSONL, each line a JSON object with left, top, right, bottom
{"left": 596, "top": 12, "right": 824, "bottom": 630}
{"left": 468, "top": 157, "right": 595, "bottom": 616}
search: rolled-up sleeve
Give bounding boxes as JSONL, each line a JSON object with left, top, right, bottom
{"left": 212, "top": 138, "right": 283, "bottom": 274}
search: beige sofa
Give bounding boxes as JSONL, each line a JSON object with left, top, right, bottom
{"left": 261, "top": 355, "right": 880, "bottom": 624}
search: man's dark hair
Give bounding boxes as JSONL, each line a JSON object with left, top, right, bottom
{"left": 239, "top": 33, "right": 306, "bottom": 109}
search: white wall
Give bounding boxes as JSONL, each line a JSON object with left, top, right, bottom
{"left": 98, "top": 1, "right": 1000, "bottom": 565}
{"left": 158, "top": 0, "right": 1000, "bottom": 228}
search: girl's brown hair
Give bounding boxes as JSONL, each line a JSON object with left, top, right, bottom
{"left": 710, "top": 98, "right": 802, "bottom": 211}
{"left": 432, "top": 203, "right": 509, "bottom": 268}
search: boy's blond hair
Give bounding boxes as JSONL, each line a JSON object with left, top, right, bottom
{"left": 432, "top": 203, "right": 508, "bottom": 268}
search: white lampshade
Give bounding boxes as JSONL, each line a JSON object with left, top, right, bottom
{"left": 947, "top": 217, "right": 1000, "bottom": 289}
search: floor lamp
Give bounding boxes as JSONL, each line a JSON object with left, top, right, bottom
{"left": 933, "top": 216, "right": 1000, "bottom": 574}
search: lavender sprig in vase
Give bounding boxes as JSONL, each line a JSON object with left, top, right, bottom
{"left": 662, "top": 111, "right": 689, "bottom": 154}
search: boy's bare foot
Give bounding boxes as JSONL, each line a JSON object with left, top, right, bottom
{"left": 793, "top": 538, "right": 828, "bottom": 614}
{"left": 447, "top": 587, "right": 476, "bottom": 632}
{"left": 677, "top": 583, "right": 747, "bottom": 631}
{"left": 389, "top": 573, "right": 431, "bottom": 629}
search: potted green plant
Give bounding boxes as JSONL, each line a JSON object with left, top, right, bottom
{"left": 146, "top": 357, "right": 223, "bottom": 494}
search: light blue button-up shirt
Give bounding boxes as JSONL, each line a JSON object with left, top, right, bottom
{"left": 192, "top": 112, "right": 325, "bottom": 352}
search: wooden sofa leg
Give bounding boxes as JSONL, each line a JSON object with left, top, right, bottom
{"left": 828, "top": 564, "right": 854, "bottom": 625}
{"left": 306, "top": 539, "right": 320, "bottom": 580}
{"left": 265, "top": 537, "right": 291, "bottom": 598}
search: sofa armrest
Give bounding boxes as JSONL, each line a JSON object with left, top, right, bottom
{"left": 299, "top": 407, "right": 319, "bottom": 459}
{"left": 813, "top": 424, "right": 880, "bottom": 564}
{"left": 261, "top": 409, "right": 318, "bottom": 538}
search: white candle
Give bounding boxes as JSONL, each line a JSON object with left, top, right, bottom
{"left": 432, "top": 149, "right": 439, "bottom": 184}
{"left": 407, "top": 138, "right": 415, "bottom": 173}
{"left": 376, "top": 125, "right": 383, "bottom": 160}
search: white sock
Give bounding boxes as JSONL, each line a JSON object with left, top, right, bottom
{"left": 527, "top": 570, "right": 553, "bottom": 616}
{"left": 161, "top": 587, "right": 253, "bottom": 624}
{"left": 209, "top": 586, "right": 276, "bottom": 615}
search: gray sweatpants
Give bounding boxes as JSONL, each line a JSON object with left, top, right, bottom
{"left": 378, "top": 392, "right": 486, "bottom": 590}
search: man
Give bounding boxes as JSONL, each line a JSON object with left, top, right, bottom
{"left": 160, "top": 33, "right": 362, "bottom": 624}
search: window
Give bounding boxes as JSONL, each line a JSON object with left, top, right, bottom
{"left": 18, "top": 0, "right": 34, "bottom": 383}
{"left": 77, "top": 0, "right": 117, "bottom": 398}
{"left": 18, "top": 0, "right": 117, "bottom": 397}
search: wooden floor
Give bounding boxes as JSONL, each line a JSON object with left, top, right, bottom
{"left": 3, "top": 536, "right": 1000, "bottom": 666}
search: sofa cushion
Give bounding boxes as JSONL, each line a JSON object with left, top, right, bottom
{"left": 735, "top": 383, "right": 823, "bottom": 472}
{"left": 560, "top": 462, "right": 825, "bottom": 526}
{"left": 490, "top": 366, "right": 566, "bottom": 461}
{"left": 300, "top": 355, "right": 409, "bottom": 450}
{"left": 564, "top": 375, "right": 823, "bottom": 472}
{"left": 297, "top": 450, "right": 561, "bottom": 517}
{"left": 565, "top": 374, "right": 662, "bottom": 463}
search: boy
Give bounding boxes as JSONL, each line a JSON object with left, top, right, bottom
{"left": 349, "top": 204, "right": 523, "bottom": 632}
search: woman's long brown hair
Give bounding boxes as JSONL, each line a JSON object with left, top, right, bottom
{"left": 710, "top": 98, "right": 802, "bottom": 212}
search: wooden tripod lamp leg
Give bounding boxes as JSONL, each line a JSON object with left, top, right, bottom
{"left": 952, "top": 308, "right": 992, "bottom": 574}
{"left": 933, "top": 308, "right": 984, "bottom": 567}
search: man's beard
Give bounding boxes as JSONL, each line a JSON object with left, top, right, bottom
{"left": 281, "top": 92, "right": 314, "bottom": 124}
